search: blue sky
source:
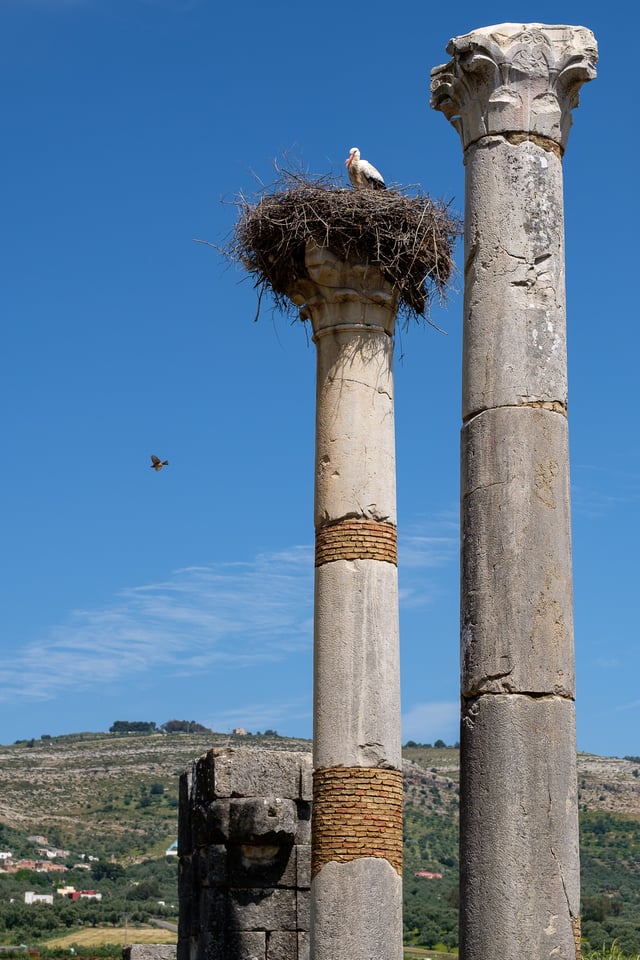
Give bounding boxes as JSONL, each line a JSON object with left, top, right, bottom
{"left": 1, "top": 0, "right": 637, "bottom": 758}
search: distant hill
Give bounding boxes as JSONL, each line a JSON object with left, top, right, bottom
{"left": 1, "top": 731, "right": 639, "bottom": 952}
{"left": 0, "top": 730, "right": 309, "bottom": 858}
{"left": 402, "top": 745, "right": 640, "bottom": 954}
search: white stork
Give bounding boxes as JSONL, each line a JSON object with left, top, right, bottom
{"left": 345, "top": 147, "right": 386, "bottom": 190}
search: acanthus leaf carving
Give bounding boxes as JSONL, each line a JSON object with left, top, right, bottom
{"left": 430, "top": 22, "right": 597, "bottom": 151}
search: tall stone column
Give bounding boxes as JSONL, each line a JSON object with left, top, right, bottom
{"left": 289, "top": 244, "right": 403, "bottom": 960}
{"left": 431, "top": 23, "right": 597, "bottom": 960}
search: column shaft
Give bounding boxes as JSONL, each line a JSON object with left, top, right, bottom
{"left": 431, "top": 22, "right": 597, "bottom": 960}
{"left": 293, "top": 246, "right": 403, "bottom": 960}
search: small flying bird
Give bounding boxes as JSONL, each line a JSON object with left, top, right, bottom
{"left": 345, "top": 147, "right": 386, "bottom": 190}
{"left": 150, "top": 455, "right": 169, "bottom": 471}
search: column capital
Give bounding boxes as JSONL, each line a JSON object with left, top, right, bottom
{"left": 430, "top": 22, "right": 597, "bottom": 152}
{"left": 287, "top": 244, "right": 398, "bottom": 338}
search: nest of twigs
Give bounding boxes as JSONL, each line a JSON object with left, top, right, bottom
{"left": 225, "top": 170, "right": 461, "bottom": 325}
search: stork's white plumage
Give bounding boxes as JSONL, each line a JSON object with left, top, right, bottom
{"left": 345, "top": 147, "right": 386, "bottom": 190}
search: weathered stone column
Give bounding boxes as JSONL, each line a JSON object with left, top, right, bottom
{"left": 289, "top": 245, "right": 403, "bottom": 960}
{"left": 431, "top": 23, "right": 597, "bottom": 960}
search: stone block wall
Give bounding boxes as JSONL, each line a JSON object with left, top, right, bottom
{"left": 178, "top": 748, "right": 312, "bottom": 960}
{"left": 124, "top": 947, "right": 176, "bottom": 960}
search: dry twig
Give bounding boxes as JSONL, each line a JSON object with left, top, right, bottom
{"left": 223, "top": 168, "right": 461, "bottom": 326}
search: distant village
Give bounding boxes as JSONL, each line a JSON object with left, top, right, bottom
{"left": 1, "top": 835, "right": 98, "bottom": 874}
{"left": 0, "top": 834, "right": 177, "bottom": 906}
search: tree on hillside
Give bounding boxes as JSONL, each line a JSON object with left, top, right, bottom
{"left": 127, "top": 877, "right": 163, "bottom": 900}
{"left": 160, "top": 720, "right": 213, "bottom": 734}
{"left": 91, "top": 860, "right": 125, "bottom": 882}
{"left": 109, "top": 721, "right": 157, "bottom": 734}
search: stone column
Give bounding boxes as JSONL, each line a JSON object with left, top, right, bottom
{"left": 431, "top": 23, "right": 597, "bottom": 960}
{"left": 288, "top": 245, "right": 403, "bottom": 960}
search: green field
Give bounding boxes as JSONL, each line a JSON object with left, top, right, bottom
{"left": 44, "top": 928, "right": 177, "bottom": 949}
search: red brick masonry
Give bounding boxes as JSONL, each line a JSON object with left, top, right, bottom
{"left": 312, "top": 766, "right": 403, "bottom": 877}
{"left": 315, "top": 519, "right": 397, "bottom": 567}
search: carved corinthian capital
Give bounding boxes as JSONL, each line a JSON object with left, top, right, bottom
{"left": 286, "top": 244, "right": 398, "bottom": 338}
{"left": 430, "top": 22, "right": 597, "bottom": 152}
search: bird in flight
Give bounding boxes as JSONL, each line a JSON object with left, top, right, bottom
{"left": 345, "top": 147, "right": 386, "bottom": 190}
{"left": 150, "top": 455, "right": 169, "bottom": 471}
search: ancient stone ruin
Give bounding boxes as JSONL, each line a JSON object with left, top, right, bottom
{"left": 177, "top": 20, "right": 598, "bottom": 960}
{"left": 177, "top": 748, "right": 312, "bottom": 960}
{"left": 224, "top": 151, "right": 457, "bottom": 960}
{"left": 431, "top": 21, "right": 597, "bottom": 960}
{"left": 124, "top": 947, "right": 176, "bottom": 960}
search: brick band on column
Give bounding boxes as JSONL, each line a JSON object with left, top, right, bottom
{"left": 315, "top": 519, "right": 397, "bottom": 567}
{"left": 312, "top": 766, "right": 403, "bottom": 877}
{"left": 572, "top": 917, "right": 581, "bottom": 960}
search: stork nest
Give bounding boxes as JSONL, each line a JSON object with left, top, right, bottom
{"left": 225, "top": 170, "right": 461, "bottom": 325}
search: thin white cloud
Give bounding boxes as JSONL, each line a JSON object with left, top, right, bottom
{"left": 208, "top": 696, "right": 312, "bottom": 737}
{"left": 398, "top": 510, "right": 458, "bottom": 569}
{"left": 593, "top": 656, "right": 623, "bottom": 670}
{"left": 0, "top": 546, "right": 314, "bottom": 704}
{"left": 398, "top": 516, "right": 457, "bottom": 608}
{"left": 610, "top": 699, "right": 640, "bottom": 714}
{"left": 401, "top": 700, "right": 459, "bottom": 745}
{"left": 399, "top": 535, "right": 457, "bottom": 569}
{"left": 1, "top": 516, "right": 456, "bottom": 706}
{"left": 571, "top": 464, "right": 640, "bottom": 518}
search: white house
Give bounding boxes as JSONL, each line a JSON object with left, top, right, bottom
{"left": 25, "top": 892, "right": 54, "bottom": 905}
{"left": 36, "top": 847, "right": 69, "bottom": 859}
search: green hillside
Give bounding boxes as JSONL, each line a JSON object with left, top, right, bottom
{"left": 1, "top": 731, "right": 639, "bottom": 953}
{"left": 402, "top": 746, "right": 640, "bottom": 954}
